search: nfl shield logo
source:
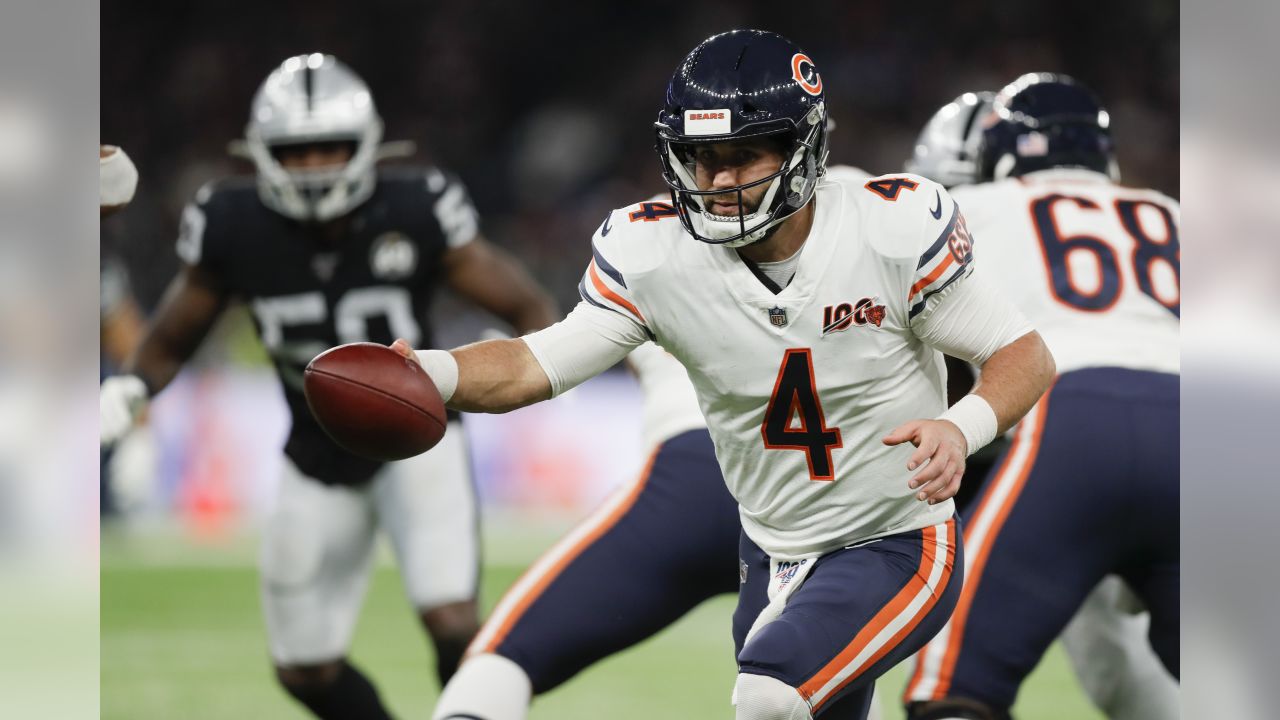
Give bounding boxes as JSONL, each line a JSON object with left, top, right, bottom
{"left": 768, "top": 306, "right": 788, "bottom": 327}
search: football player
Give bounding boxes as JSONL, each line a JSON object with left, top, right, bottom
{"left": 902, "top": 90, "right": 1180, "bottom": 720}
{"left": 98, "top": 55, "right": 557, "bottom": 720}
{"left": 431, "top": 254, "right": 881, "bottom": 720}
{"left": 382, "top": 30, "right": 1055, "bottom": 719}
{"left": 901, "top": 75, "right": 1179, "bottom": 720}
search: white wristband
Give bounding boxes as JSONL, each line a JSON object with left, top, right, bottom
{"left": 414, "top": 349, "right": 458, "bottom": 404}
{"left": 937, "top": 394, "right": 998, "bottom": 456}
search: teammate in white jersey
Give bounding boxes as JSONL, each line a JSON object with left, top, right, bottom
{"left": 901, "top": 90, "right": 1179, "bottom": 720}
{"left": 902, "top": 74, "right": 1179, "bottom": 720}
{"left": 902, "top": 89, "right": 1179, "bottom": 720}
{"left": 377, "top": 30, "right": 1055, "bottom": 719}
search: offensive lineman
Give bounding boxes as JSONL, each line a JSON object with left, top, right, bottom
{"left": 902, "top": 74, "right": 1180, "bottom": 720}
{"left": 98, "top": 55, "right": 557, "bottom": 719}
{"left": 903, "top": 90, "right": 1179, "bottom": 720}
{"left": 381, "top": 30, "right": 1055, "bottom": 719}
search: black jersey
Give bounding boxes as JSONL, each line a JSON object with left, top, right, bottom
{"left": 175, "top": 166, "right": 478, "bottom": 485}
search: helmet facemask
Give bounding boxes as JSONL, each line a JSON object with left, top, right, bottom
{"left": 244, "top": 54, "right": 384, "bottom": 223}
{"left": 246, "top": 121, "right": 382, "bottom": 222}
{"left": 657, "top": 102, "right": 827, "bottom": 248}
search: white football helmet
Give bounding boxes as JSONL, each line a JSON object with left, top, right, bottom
{"left": 244, "top": 53, "right": 383, "bottom": 222}
{"left": 904, "top": 91, "right": 995, "bottom": 189}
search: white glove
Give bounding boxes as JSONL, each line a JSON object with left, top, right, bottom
{"left": 100, "top": 375, "right": 149, "bottom": 447}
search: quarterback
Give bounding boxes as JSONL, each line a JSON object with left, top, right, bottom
{"left": 388, "top": 30, "right": 1054, "bottom": 720}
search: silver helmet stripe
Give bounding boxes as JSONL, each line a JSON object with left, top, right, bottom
{"left": 303, "top": 63, "right": 314, "bottom": 114}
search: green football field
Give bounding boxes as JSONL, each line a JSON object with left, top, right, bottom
{"left": 101, "top": 526, "right": 1104, "bottom": 720}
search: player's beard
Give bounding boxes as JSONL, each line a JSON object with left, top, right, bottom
{"left": 707, "top": 190, "right": 764, "bottom": 218}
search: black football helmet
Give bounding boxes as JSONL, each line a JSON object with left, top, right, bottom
{"left": 978, "top": 73, "right": 1118, "bottom": 182}
{"left": 655, "top": 29, "right": 830, "bottom": 247}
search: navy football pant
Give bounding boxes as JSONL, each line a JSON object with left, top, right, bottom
{"left": 475, "top": 429, "right": 741, "bottom": 693}
{"left": 735, "top": 520, "right": 963, "bottom": 719}
{"left": 904, "top": 367, "right": 1179, "bottom": 713}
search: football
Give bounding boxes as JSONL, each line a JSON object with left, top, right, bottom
{"left": 303, "top": 342, "right": 447, "bottom": 461}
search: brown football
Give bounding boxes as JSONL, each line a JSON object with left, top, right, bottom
{"left": 303, "top": 342, "right": 447, "bottom": 461}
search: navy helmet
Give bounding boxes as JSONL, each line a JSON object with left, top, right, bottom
{"left": 978, "top": 72, "right": 1118, "bottom": 182}
{"left": 905, "top": 91, "right": 995, "bottom": 189}
{"left": 655, "top": 29, "right": 830, "bottom": 247}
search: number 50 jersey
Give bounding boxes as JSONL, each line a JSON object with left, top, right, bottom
{"left": 581, "top": 173, "right": 991, "bottom": 560}
{"left": 176, "top": 166, "right": 479, "bottom": 485}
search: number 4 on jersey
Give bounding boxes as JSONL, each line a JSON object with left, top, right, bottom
{"left": 628, "top": 202, "right": 678, "bottom": 222}
{"left": 762, "top": 349, "right": 843, "bottom": 481}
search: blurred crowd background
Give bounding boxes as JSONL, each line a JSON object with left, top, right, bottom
{"left": 102, "top": 0, "right": 1178, "bottom": 316}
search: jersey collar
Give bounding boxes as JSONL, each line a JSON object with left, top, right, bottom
{"left": 708, "top": 181, "right": 846, "bottom": 330}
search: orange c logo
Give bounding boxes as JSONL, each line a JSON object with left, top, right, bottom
{"left": 791, "top": 53, "right": 823, "bottom": 96}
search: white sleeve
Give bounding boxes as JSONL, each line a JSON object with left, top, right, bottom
{"left": 912, "top": 270, "right": 1034, "bottom": 365}
{"left": 521, "top": 301, "right": 649, "bottom": 397}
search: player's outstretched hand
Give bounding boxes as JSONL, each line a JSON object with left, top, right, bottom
{"left": 882, "top": 419, "right": 967, "bottom": 505}
{"left": 390, "top": 338, "right": 418, "bottom": 364}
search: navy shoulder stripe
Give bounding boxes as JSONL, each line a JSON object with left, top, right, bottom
{"left": 917, "top": 200, "right": 960, "bottom": 270}
{"left": 591, "top": 244, "right": 627, "bottom": 289}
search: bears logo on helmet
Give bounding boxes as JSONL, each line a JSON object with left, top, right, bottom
{"left": 655, "top": 29, "right": 830, "bottom": 248}
{"left": 791, "top": 53, "right": 823, "bottom": 96}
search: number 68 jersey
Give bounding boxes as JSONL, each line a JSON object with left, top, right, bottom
{"left": 581, "top": 172, "right": 989, "bottom": 560}
{"left": 950, "top": 168, "right": 1179, "bottom": 375}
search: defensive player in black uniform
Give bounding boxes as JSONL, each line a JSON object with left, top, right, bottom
{"left": 99, "top": 55, "right": 557, "bottom": 720}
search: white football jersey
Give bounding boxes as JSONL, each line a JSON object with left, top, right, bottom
{"left": 625, "top": 167, "right": 875, "bottom": 453}
{"left": 952, "top": 169, "right": 1179, "bottom": 374}
{"left": 581, "top": 172, "right": 975, "bottom": 559}
{"left": 627, "top": 342, "right": 707, "bottom": 450}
